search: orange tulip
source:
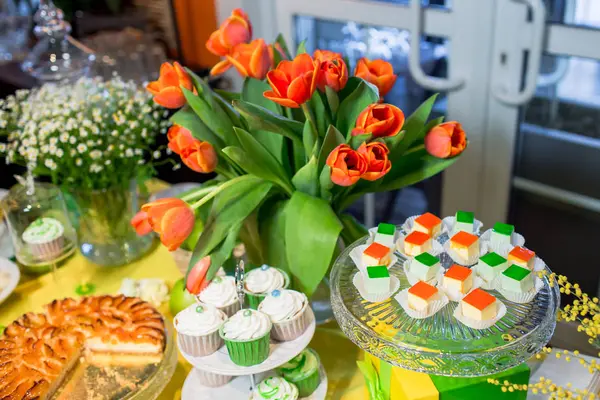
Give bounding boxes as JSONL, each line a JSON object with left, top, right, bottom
{"left": 352, "top": 103, "right": 405, "bottom": 138}
{"left": 167, "top": 125, "right": 196, "bottom": 155}
{"left": 207, "top": 8, "right": 253, "bottom": 76}
{"left": 130, "top": 211, "right": 152, "bottom": 235}
{"left": 326, "top": 144, "right": 368, "bottom": 187}
{"left": 354, "top": 58, "right": 397, "bottom": 99}
{"left": 146, "top": 62, "right": 194, "bottom": 109}
{"left": 181, "top": 141, "right": 218, "bottom": 173}
{"left": 141, "top": 198, "right": 195, "bottom": 251}
{"left": 264, "top": 53, "right": 319, "bottom": 108}
{"left": 186, "top": 256, "right": 212, "bottom": 295}
{"left": 225, "top": 39, "right": 272, "bottom": 80}
{"left": 313, "top": 49, "right": 342, "bottom": 62}
{"left": 424, "top": 121, "right": 467, "bottom": 158}
{"left": 357, "top": 142, "right": 392, "bottom": 181}
{"left": 317, "top": 56, "right": 348, "bottom": 92}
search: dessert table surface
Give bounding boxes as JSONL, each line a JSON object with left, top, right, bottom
{"left": 0, "top": 244, "right": 366, "bottom": 399}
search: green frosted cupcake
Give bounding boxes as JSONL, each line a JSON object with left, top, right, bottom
{"left": 219, "top": 309, "right": 272, "bottom": 366}
{"left": 244, "top": 265, "right": 290, "bottom": 309}
{"left": 276, "top": 348, "right": 321, "bottom": 397}
{"left": 251, "top": 376, "right": 298, "bottom": 400}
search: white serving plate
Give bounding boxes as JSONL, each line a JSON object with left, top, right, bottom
{"left": 0, "top": 257, "right": 19, "bottom": 305}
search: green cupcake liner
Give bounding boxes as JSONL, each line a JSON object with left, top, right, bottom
{"left": 290, "top": 367, "right": 320, "bottom": 397}
{"left": 244, "top": 268, "right": 291, "bottom": 310}
{"left": 219, "top": 327, "right": 271, "bottom": 366}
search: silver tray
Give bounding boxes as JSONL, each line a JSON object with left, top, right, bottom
{"left": 330, "top": 228, "right": 560, "bottom": 377}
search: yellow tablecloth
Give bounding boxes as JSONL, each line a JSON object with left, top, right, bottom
{"left": 0, "top": 244, "right": 366, "bottom": 399}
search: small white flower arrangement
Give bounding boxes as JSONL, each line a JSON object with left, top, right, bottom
{"left": 0, "top": 75, "right": 171, "bottom": 190}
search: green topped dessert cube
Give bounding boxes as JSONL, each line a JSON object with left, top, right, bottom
{"left": 501, "top": 264, "right": 533, "bottom": 293}
{"left": 374, "top": 222, "right": 396, "bottom": 248}
{"left": 455, "top": 211, "right": 475, "bottom": 233}
{"left": 476, "top": 252, "right": 508, "bottom": 282}
{"left": 491, "top": 222, "right": 514, "bottom": 247}
{"left": 409, "top": 252, "right": 440, "bottom": 281}
{"left": 365, "top": 265, "right": 390, "bottom": 294}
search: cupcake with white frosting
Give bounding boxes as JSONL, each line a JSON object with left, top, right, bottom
{"left": 258, "top": 289, "right": 309, "bottom": 341}
{"left": 198, "top": 276, "right": 240, "bottom": 317}
{"left": 250, "top": 376, "right": 299, "bottom": 400}
{"left": 174, "top": 302, "right": 227, "bottom": 357}
{"left": 22, "top": 217, "right": 65, "bottom": 262}
{"left": 244, "top": 265, "right": 290, "bottom": 309}
{"left": 219, "top": 309, "right": 272, "bottom": 366}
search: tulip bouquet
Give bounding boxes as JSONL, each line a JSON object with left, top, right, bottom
{"left": 134, "top": 8, "right": 467, "bottom": 297}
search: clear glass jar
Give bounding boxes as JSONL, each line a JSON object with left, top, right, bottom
{"left": 0, "top": 182, "right": 77, "bottom": 273}
{"left": 68, "top": 182, "right": 154, "bottom": 267}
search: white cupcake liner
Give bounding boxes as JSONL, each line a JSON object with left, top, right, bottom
{"left": 443, "top": 239, "right": 487, "bottom": 266}
{"left": 270, "top": 300, "right": 310, "bottom": 342}
{"left": 194, "top": 369, "right": 233, "bottom": 387}
{"left": 480, "top": 229, "right": 526, "bottom": 257}
{"left": 531, "top": 257, "right": 547, "bottom": 272}
{"left": 441, "top": 216, "right": 484, "bottom": 236}
{"left": 177, "top": 328, "right": 223, "bottom": 357}
{"left": 30, "top": 236, "right": 65, "bottom": 262}
{"left": 219, "top": 300, "right": 241, "bottom": 318}
{"left": 395, "top": 233, "right": 444, "bottom": 259}
{"left": 471, "top": 265, "right": 502, "bottom": 290}
{"left": 439, "top": 274, "right": 484, "bottom": 302}
{"left": 401, "top": 215, "right": 443, "bottom": 238}
{"left": 402, "top": 260, "right": 442, "bottom": 287}
{"left": 454, "top": 299, "right": 507, "bottom": 330}
{"left": 498, "top": 278, "right": 543, "bottom": 304}
{"left": 395, "top": 288, "right": 449, "bottom": 319}
{"left": 349, "top": 244, "right": 399, "bottom": 274}
{"left": 352, "top": 272, "right": 401, "bottom": 302}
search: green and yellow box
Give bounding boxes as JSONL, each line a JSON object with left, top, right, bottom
{"left": 360, "top": 353, "right": 530, "bottom": 400}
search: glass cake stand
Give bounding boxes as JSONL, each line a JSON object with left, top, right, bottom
{"left": 330, "top": 228, "right": 560, "bottom": 377}
{"left": 52, "top": 320, "right": 178, "bottom": 399}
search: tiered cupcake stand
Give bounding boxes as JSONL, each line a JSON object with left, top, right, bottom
{"left": 331, "top": 222, "right": 561, "bottom": 377}
{"left": 179, "top": 308, "right": 328, "bottom": 399}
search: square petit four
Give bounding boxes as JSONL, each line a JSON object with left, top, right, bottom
{"left": 365, "top": 266, "right": 390, "bottom": 294}
{"left": 449, "top": 231, "right": 479, "bottom": 260}
{"left": 362, "top": 242, "right": 392, "bottom": 267}
{"left": 443, "top": 264, "right": 473, "bottom": 294}
{"left": 508, "top": 247, "right": 535, "bottom": 270}
{"left": 476, "top": 252, "right": 508, "bottom": 282}
{"left": 455, "top": 210, "right": 475, "bottom": 233}
{"left": 413, "top": 212, "right": 442, "bottom": 237}
{"left": 410, "top": 252, "right": 441, "bottom": 281}
{"left": 491, "top": 223, "right": 514, "bottom": 247}
{"left": 408, "top": 281, "right": 439, "bottom": 311}
{"left": 374, "top": 223, "right": 396, "bottom": 248}
{"left": 461, "top": 288, "right": 497, "bottom": 320}
{"left": 404, "top": 231, "right": 432, "bottom": 256}
{"left": 501, "top": 265, "right": 534, "bottom": 293}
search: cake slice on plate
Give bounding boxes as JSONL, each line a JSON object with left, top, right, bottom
{"left": 413, "top": 212, "right": 442, "bottom": 237}
{"left": 455, "top": 210, "right": 475, "bottom": 233}
{"left": 461, "top": 288, "right": 498, "bottom": 320}
{"left": 362, "top": 242, "right": 392, "bottom": 267}
{"left": 409, "top": 252, "right": 440, "bottom": 281}
{"left": 491, "top": 222, "right": 514, "bottom": 247}
{"left": 507, "top": 246, "right": 535, "bottom": 270}
{"left": 443, "top": 264, "right": 473, "bottom": 294}
{"left": 374, "top": 223, "right": 396, "bottom": 248}
{"left": 364, "top": 266, "right": 391, "bottom": 294}
{"left": 403, "top": 231, "right": 432, "bottom": 256}
{"left": 476, "top": 252, "right": 508, "bottom": 282}
{"left": 501, "top": 264, "right": 534, "bottom": 292}
{"left": 449, "top": 231, "right": 479, "bottom": 261}
{"left": 408, "top": 281, "right": 439, "bottom": 312}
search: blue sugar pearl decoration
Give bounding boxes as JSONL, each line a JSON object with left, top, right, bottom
{"left": 261, "top": 264, "right": 270, "bottom": 271}
{"left": 271, "top": 289, "right": 281, "bottom": 297}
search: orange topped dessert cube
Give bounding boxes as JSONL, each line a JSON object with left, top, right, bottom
{"left": 508, "top": 246, "right": 535, "bottom": 270}
{"left": 403, "top": 231, "right": 432, "bottom": 256}
{"left": 443, "top": 264, "right": 474, "bottom": 294}
{"left": 461, "top": 288, "right": 497, "bottom": 320}
{"left": 407, "top": 281, "right": 439, "bottom": 311}
{"left": 362, "top": 242, "right": 392, "bottom": 267}
{"left": 449, "top": 231, "right": 479, "bottom": 261}
{"left": 414, "top": 212, "right": 442, "bottom": 237}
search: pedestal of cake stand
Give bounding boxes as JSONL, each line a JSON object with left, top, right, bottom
{"left": 181, "top": 366, "right": 328, "bottom": 400}
{"left": 330, "top": 227, "right": 560, "bottom": 377}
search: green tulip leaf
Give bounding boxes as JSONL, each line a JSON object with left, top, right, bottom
{"left": 275, "top": 33, "right": 293, "bottom": 60}
{"left": 214, "top": 89, "right": 241, "bottom": 103}
{"left": 233, "top": 100, "right": 304, "bottom": 144}
{"left": 325, "top": 86, "right": 339, "bottom": 116}
{"left": 170, "top": 107, "right": 225, "bottom": 150}
{"left": 391, "top": 93, "right": 438, "bottom": 157}
{"left": 319, "top": 165, "right": 334, "bottom": 202}
{"left": 259, "top": 199, "right": 290, "bottom": 274}
{"left": 182, "top": 87, "right": 240, "bottom": 147}
{"left": 239, "top": 211, "right": 264, "bottom": 265}
{"left": 292, "top": 155, "right": 319, "bottom": 197}
{"left": 336, "top": 80, "right": 379, "bottom": 138}
{"left": 205, "top": 223, "right": 242, "bottom": 281}
{"left": 317, "top": 125, "right": 345, "bottom": 173}
{"left": 349, "top": 133, "right": 372, "bottom": 150}
{"left": 213, "top": 91, "right": 242, "bottom": 127}
{"left": 296, "top": 40, "right": 307, "bottom": 55}
{"left": 309, "top": 91, "right": 331, "bottom": 137}
{"left": 284, "top": 191, "right": 343, "bottom": 297}
{"left": 339, "top": 213, "right": 368, "bottom": 245}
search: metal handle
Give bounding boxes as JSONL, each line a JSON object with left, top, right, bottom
{"left": 493, "top": 0, "right": 546, "bottom": 105}
{"left": 408, "top": 0, "right": 465, "bottom": 92}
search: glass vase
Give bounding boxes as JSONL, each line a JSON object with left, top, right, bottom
{"left": 70, "top": 182, "right": 153, "bottom": 266}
